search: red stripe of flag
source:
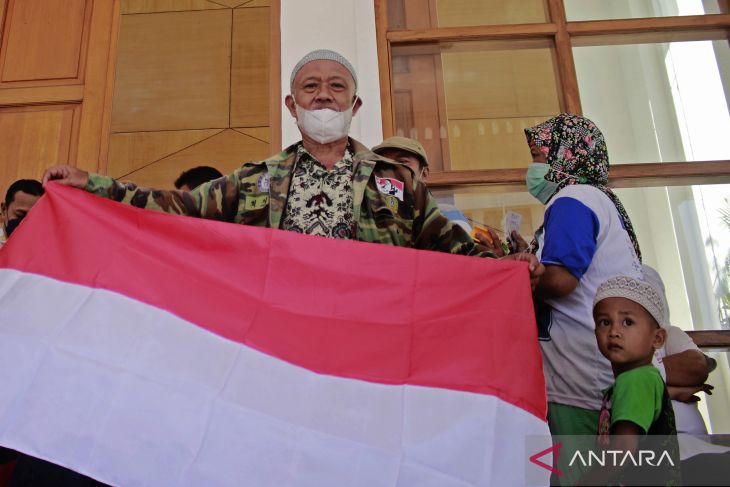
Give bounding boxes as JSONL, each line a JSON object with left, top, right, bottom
{"left": 0, "top": 183, "right": 547, "bottom": 420}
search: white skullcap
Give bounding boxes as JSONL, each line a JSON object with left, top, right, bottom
{"left": 640, "top": 264, "right": 670, "bottom": 323}
{"left": 594, "top": 274, "right": 669, "bottom": 328}
{"left": 290, "top": 49, "right": 358, "bottom": 91}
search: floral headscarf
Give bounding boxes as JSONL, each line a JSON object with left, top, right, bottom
{"left": 525, "top": 113, "right": 642, "bottom": 261}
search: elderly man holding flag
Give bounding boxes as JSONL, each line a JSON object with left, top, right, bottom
{"left": 0, "top": 49, "right": 551, "bottom": 486}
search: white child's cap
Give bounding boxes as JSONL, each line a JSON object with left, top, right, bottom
{"left": 640, "top": 264, "right": 670, "bottom": 323}
{"left": 593, "top": 270, "right": 669, "bottom": 329}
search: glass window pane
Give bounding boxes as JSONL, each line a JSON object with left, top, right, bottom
{"left": 391, "top": 40, "right": 561, "bottom": 171}
{"left": 434, "top": 182, "right": 730, "bottom": 432}
{"left": 433, "top": 184, "right": 542, "bottom": 239}
{"left": 573, "top": 40, "right": 730, "bottom": 164}
{"left": 617, "top": 183, "right": 730, "bottom": 434}
{"left": 387, "top": 0, "right": 549, "bottom": 31}
{"left": 565, "top": 0, "right": 725, "bottom": 21}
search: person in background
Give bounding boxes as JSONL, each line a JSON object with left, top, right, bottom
{"left": 523, "top": 114, "right": 642, "bottom": 483}
{"left": 372, "top": 136, "right": 430, "bottom": 183}
{"left": 371, "top": 136, "right": 473, "bottom": 234}
{"left": 42, "top": 49, "right": 543, "bottom": 283}
{"left": 1, "top": 178, "right": 106, "bottom": 485}
{"left": 642, "top": 265, "right": 730, "bottom": 484}
{"left": 174, "top": 166, "right": 223, "bottom": 191}
{"left": 0, "top": 179, "right": 44, "bottom": 247}
{"left": 642, "top": 265, "right": 715, "bottom": 435}
{"left": 581, "top": 274, "right": 679, "bottom": 486}
{"left": 372, "top": 136, "right": 513, "bottom": 251}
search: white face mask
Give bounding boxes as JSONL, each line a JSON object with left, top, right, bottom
{"left": 294, "top": 98, "right": 357, "bottom": 144}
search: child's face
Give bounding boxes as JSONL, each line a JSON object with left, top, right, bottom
{"left": 594, "top": 297, "right": 667, "bottom": 374}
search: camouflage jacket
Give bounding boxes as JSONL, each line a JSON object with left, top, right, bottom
{"left": 85, "top": 138, "right": 494, "bottom": 257}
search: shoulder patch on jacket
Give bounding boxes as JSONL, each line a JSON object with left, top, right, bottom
{"left": 375, "top": 176, "right": 404, "bottom": 201}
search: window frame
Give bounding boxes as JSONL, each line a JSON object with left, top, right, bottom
{"left": 374, "top": 0, "right": 730, "bottom": 189}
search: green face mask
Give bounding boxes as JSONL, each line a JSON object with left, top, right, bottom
{"left": 526, "top": 163, "right": 559, "bottom": 204}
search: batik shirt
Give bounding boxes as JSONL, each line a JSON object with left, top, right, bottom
{"left": 281, "top": 145, "right": 354, "bottom": 239}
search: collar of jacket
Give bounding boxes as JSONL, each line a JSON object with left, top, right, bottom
{"left": 262, "top": 137, "right": 397, "bottom": 230}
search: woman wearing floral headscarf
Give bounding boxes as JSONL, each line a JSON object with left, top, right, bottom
{"left": 524, "top": 114, "right": 643, "bottom": 444}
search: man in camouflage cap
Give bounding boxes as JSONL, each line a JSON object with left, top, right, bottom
{"left": 43, "top": 49, "right": 542, "bottom": 279}
{"left": 373, "top": 136, "right": 481, "bottom": 238}
{"left": 372, "top": 136, "right": 430, "bottom": 182}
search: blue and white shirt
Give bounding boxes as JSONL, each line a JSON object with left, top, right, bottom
{"left": 537, "top": 185, "right": 642, "bottom": 410}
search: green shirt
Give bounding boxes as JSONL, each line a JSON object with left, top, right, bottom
{"left": 606, "top": 365, "right": 664, "bottom": 434}
{"left": 599, "top": 365, "right": 680, "bottom": 486}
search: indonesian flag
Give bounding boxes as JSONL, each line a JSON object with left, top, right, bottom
{"left": 0, "top": 184, "right": 549, "bottom": 486}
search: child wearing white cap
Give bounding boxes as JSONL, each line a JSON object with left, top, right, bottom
{"left": 579, "top": 275, "right": 680, "bottom": 485}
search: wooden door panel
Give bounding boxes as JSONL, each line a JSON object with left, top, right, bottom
{"left": 0, "top": 105, "right": 78, "bottom": 183}
{"left": 0, "top": 0, "right": 90, "bottom": 85}
{"left": 0, "top": 0, "right": 120, "bottom": 195}
{"left": 0, "top": 0, "right": 7, "bottom": 42}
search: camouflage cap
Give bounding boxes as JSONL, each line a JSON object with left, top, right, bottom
{"left": 290, "top": 49, "right": 358, "bottom": 91}
{"left": 372, "top": 136, "right": 429, "bottom": 167}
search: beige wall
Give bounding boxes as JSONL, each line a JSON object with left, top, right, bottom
{"left": 108, "top": 0, "right": 272, "bottom": 189}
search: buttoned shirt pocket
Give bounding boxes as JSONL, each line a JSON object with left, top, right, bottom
{"left": 370, "top": 200, "right": 396, "bottom": 223}
{"left": 362, "top": 193, "right": 415, "bottom": 246}
{"left": 238, "top": 192, "right": 270, "bottom": 226}
{"left": 236, "top": 170, "right": 272, "bottom": 227}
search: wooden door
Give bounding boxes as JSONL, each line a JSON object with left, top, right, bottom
{"left": 0, "top": 0, "right": 120, "bottom": 194}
